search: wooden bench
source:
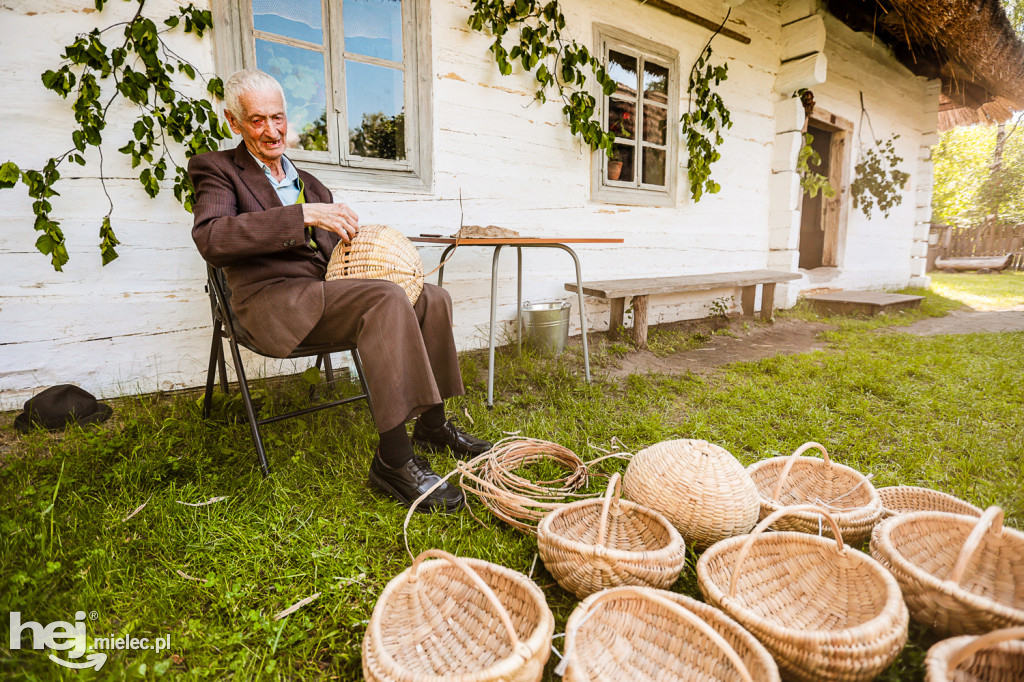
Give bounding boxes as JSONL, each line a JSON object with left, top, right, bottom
{"left": 565, "top": 269, "right": 802, "bottom": 348}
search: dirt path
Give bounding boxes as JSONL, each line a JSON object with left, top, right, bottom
{"left": 602, "top": 307, "right": 1024, "bottom": 378}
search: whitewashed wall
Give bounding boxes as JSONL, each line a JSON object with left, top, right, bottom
{"left": 0, "top": 0, "right": 936, "bottom": 408}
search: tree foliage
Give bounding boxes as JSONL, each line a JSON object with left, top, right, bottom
{"left": 932, "top": 118, "right": 1024, "bottom": 226}
{"left": 0, "top": 0, "right": 230, "bottom": 271}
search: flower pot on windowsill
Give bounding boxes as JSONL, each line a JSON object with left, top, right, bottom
{"left": 608, "top": 160, "right": 624, "bottom": 181}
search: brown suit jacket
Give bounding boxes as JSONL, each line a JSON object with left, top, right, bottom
{"left": 188, "top": 144, "right": 342, "bottom": 357}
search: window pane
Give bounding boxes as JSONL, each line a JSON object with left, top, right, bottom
{"left": 609, "top": 99, "right": 635, "bottom": 142}
{"left": 643, "top": 61, "right": 669, "bottom": 103}
{"left": 643, "top": 103, "right": 667, "bottom": 145}
{"left": 255, "top": 40, "right": 329, "bottom": 152}
{"left": 608, "top": 50, "right": 638, "bottom": 98}
{"left": 346, "top": 61, "right": 405, "bottom": 159}
{"left": 642, "top": 147, "right": 666, "bottom": 186}
{"left": 253, "top": 0, "right": 323, "bottom": 45}
{"left": 344, "top": 0, "right": 403, "bottom": 62}
{"left": 608, "top": 143, "right": 634, "bottom": 183}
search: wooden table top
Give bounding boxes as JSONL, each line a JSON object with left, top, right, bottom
{"left": 410, "top": 236, "right": 624, "bottom": 245}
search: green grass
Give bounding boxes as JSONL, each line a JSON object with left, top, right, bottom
{"left": 2, "top": 308, "right": 1023, "bottom": 680}
{"left": 930, "top": 270, "right": 1024, "bottom": 310}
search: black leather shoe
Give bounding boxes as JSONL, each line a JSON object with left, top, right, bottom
{"left": 412, "top": 418, "right": 493, "bottom": 460}
{"left": 368, "top": 451, "right": 464, "bottom": 513}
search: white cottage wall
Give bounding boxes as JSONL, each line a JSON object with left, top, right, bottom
{"left": 0, "top": 0, "right": 932, "bottom": 409}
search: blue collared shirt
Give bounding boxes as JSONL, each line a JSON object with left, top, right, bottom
{"left": 249, "top": 150, "right": 301, "bottom": 205}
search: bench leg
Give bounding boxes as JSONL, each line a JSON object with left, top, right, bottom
{"left": 608, "top": 297, "right": 625, "bottom": 340}
{"left": 740, "top": 285, "right": 756, "bottom": 317}
{"left": 761, "top": 283, "right": 777, "bottom": 321}
{"left": 632, "top": 295, "right": 649, "bottom": 349}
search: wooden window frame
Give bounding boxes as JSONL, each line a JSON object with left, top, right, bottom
{"left": 211, "top": 0, "right": 433, "bottom": 193}
{"left": 591, "top": 24, "right": 679, "bottom": 208}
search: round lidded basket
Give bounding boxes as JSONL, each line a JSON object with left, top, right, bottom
{"left": 559, "top": 586, "right": 780, "bottom": 682}
{"left": 878, "top": 485, "right": 983, "bottom": 519}
{"left": 747, "top": 442, "right": 881, "bottom": 544}
{"left": 696, "top": 505, "right": 909, "bottom": 682}
{"left": 327, "top": 224, "right": 424, "bottom": 304}
{"left": 537, "top": 473, "right": 687, "bottom": 599}
{"left": 362, "top": 550, "right": 554, "bottom": 682}
{"left": 925, "top": 627, "right": 1024, "bottom": 682}
{"left": 622, "top": 439, "right": 759, "bottom": 548}
{"left": 870, "top": 507, "right": 1024, "bottom": 637}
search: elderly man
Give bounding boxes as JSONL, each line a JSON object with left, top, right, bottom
{"left": 188, "top": 69, "right": 489, "bottom": 512}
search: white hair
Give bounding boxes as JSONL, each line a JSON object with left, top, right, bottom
{"left": 224, "top": 68, "right": 287, "bottom": 119}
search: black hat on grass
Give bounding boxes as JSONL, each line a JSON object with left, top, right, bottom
{"left": 13, "top": 385, "right": 113, "bottom": 432}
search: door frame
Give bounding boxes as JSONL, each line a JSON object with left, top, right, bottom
{"left": 803, "top": 106, "right": 853, "bottom": 267}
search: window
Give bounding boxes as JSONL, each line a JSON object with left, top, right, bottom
{"left": 213, "top": 0, "right": 432, "bottom": 191}
{"left": 592, "top": 25, "right": 679, "bottom": 207}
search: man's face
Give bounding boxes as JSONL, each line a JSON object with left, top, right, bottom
{"left": 226, "top": 88, "right": 288, "bottom": 166}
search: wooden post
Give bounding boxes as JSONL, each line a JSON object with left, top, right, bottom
{"left": 631, "top": 295, "right": 649, "bottom": 349}
{"left": 608, "top": 297, "right": 625, "bottom": 340}
{"left": 740, "top": 285, "right": 756, "bottom": 316}
{"left": 761, "top": 283, "right": 777, "bottom": 321}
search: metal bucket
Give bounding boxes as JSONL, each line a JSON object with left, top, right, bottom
{"left": 521, "top": 299, "right": 571, "bottom": 354}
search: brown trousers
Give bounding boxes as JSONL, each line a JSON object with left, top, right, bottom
{"left": 301, "top": 280, "right": 464, "bottom": 433}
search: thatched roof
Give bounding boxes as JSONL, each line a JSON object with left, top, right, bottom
{"left": 827, "top": 0, "right": 1024, "bottom": 129}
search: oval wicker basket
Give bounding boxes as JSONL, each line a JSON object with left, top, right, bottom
{"left": 925, "top": 627, "right": 1024, "bottom": 682}
{"left": 560, "top": 586, "right": 780, "bottom": 682}
{"left": 326, "top": 224, "right": 424, "bottom": 304}
{"left": 537, "top": 473, "right": 687, "bottom": 599}
{"left": 362, "top": 550, "right": 554, "bottom": 682}
{"left": 870, "top": 506, "right": 1024, "bottom": 636}
{"left": 878, "top": 485, "right": 983, "bottom": 519}
{"left": 747, "top": 442, "right": 881, "bottom": 544}
{"left": 697, "top": 504, "right": 909, "bottom": 682}
{"left": 622, "top": 439, "right": 759, "bottom": 548}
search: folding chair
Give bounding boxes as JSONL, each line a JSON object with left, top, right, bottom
{"left": 203, "top": 264, "right": 373, "bottom": 477}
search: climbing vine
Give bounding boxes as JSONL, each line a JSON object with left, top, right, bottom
{"left": 852, "top": 93, "right": 910, "bottom": 219}
{"left": 797, "top": 133, "right": 836, "bottom": 199}
{"left": 467, "top": 0, "right": 618, "bottom": 154}
{"left": 0, "top": 0, "right": 229, "bottom": 271}
{"left": 680, "top": 9, "right": 733, "bottom": 202}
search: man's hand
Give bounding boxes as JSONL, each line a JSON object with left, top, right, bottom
{"left": 302, "top": 203, "right": 360, "bottom": 243}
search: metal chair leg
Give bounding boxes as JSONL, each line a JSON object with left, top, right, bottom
{"left": 351, "top": 349, "right": 374, "bottom": 419}
{"left": 226, "top": 338, "right": 271, "bottom": 478}
{"left": 203, "top": 320, "right": 222, "bottom": 419}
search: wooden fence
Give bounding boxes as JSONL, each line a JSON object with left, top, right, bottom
{"left": 930, "top": 222, "right": 1024, "bottom": 271}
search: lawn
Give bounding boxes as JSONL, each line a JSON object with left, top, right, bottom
{"left": 930, "top": 270, "right": 1024, "bottom": 310}
{"left": 2, "top": 281, "right": 1022, "bottom": 680}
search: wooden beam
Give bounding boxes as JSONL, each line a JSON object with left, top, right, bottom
{"left": 637, "top": 0, "right": 752, "bottom": 44}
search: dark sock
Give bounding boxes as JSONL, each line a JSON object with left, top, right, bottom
{"left": 419, "top": 404, "right": 446, "bottom": 429}
{"left": 377, "top": 424, "right": 414, "bottom": 467}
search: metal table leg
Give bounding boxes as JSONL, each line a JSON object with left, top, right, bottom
{"left": 486, "top": 245, "right": 505, "bottom": 409}
{"left": 516, "top": 247, "right": 523, "bottom": 354}
{"left": 553, "top": 244, "right": 591, "bottom": 383}
{"left": 436, "top": 244, "right": 457, "bottom": 287}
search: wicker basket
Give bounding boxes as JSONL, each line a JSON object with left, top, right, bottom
{"left": 559, "top": 586, "right": 781, "bottom": 682}
{"left": 747, "top": 442, "right": 881, "bottom": 544}
{"left": 925, "top": 627, "right": 1024, "bottom": 682}
{"left": 326, "top": 224, "right": 424, "bottom": 304}
{"left": 697, "top": 504, "right": 909, "bottom": 682}
{"left": 870, "top": 506, "right": 1024, "bottom": 636}
{"left": 622, "top": 439, "right": 759, "bottom": 548}
{"left": 537, "top": 473, "right": 687, "bottom": 599}
{"left": 878, "top": 485, "right": 983, "bottom": 519}
{"left": 362, "top": 550, "right": 554, "bottom": 682}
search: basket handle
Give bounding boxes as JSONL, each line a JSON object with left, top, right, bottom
{"left": 945, "top": 626, "right": 1024, "bottom": 672}
{"left": 728, "top": 504, "right": 845, "bottom": 599}
{"left": 595, "top": 472, "right": 623, "bottom": 548}
{"left": 949, "top": 506, "right": 1004, "bottom": 586}
{"left": 409, "top": 549, "right": 520, "bottom": 648}
{"left": 770, "top": 442, "right": 831, "bottom": 503}
{"left": 567, "top": 587, "right": 753, "bottom": 682}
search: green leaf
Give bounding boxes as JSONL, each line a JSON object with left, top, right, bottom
{"left": 0, "top": 161, "right": 20, "bottom": 189}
